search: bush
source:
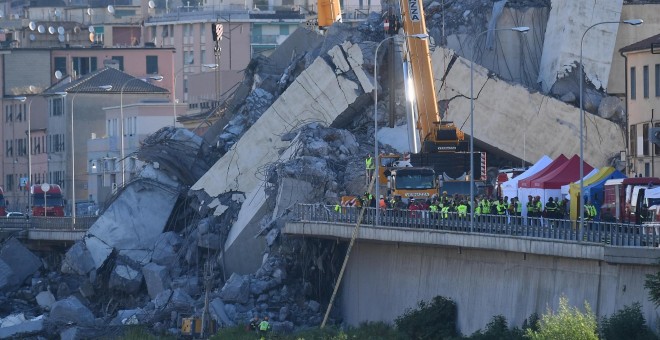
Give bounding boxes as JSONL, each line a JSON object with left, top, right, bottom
{"left": 395, "top": 295, "right": 459, "bottom": 339}
{"left": 599, "top": 302, "right": 657, "bottom": 340}
{"left": 525, "top": 296, "right": 598, "bottom": 340}
{"left": 345, "top": 321, "right": 403, "bottom": 340}
{"left": 468, "top": 315, "right": 525, "bottom": 340}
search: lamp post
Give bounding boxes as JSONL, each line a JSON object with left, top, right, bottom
{"left": 374, "top": 33, "right": 428, "bottom": 227}
{"left": 120, "top": 75, "right": 163, "bottom": 185}
{"left": 172, "top": 63, "right": 219, "bottom": 126}
{"left": 67, "top": 85, "right": 112, "bottom": 223}
{"left": 469, "top": 26, "right": 529, "bottom": 232}
{"left": 10, "top": 96, "right": 28, "bottom": 211}
{"left": 578, "top": 19, "right": 642, "bottom": 236}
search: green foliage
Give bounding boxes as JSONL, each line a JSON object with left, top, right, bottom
{"left": 521, "top": 313, "right": 540, "bottom": 333}
{"left": 525, "top": 296, "right": 598, "bottom": 340}
{"left": 344, "top": 321, "right": 403, "bottom": 340}
{"left": 113, "top": 326, "right": 176, "bottom": 340}
{"left": 394, "top": 295, "right": 459, "bottom": 339}
{"left": 468, "top": 315, "right": 525, "bottom": 340}
{"left": 645, "top": 271, "right": 660, "bottom": 308}
{"left": 210, "top": 324, "right": 260, "bottom": 340}
{"left": 210, "top": 322, "right": 401, "bottom": 340}
{"left": 599, "top": 302, "right": 657, "bottom": 340}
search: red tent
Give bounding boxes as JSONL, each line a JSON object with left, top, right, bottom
{"left": 518, "top": 154, "right": 568, "bottom": 188}
{"left": 530, "top": 154, "right": 593, "bottom": 189}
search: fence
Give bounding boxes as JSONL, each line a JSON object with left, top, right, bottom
{"left": 0, "top": 216, "right": 97, "bottom": 231}
{"left": 292, "top": 204, "right": 660, "bottom": 248}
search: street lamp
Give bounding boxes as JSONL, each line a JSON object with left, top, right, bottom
{"left": 469, "top": 26, "right": 529, "bottom": 232}
{"left": 172, "top": 63, "right": 219, "bottom": 126}
{"left": 579, "top": 19, "right": 643, "bottom": 236}
{"left": 374, "top": 33, "right": 428, "bottom": 227}
{"left": 68, "top": 85, "right": 112, "bottom": 223}
{"left": 10, "top": 96, "right": 28, "bottom": 210}
{"left": 120, "top": 75, "right": 163, "bottom": 185}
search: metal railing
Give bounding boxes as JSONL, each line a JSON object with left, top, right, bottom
{"left": 0, "top": 216, "right": 97, "bottom": 231}
{"left": 292, "top": 204, "right": 660, "bottom": 248}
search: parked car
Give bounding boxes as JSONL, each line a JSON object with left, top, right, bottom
{"left": 6, "top": 212, "right": 26, "bottom": 218}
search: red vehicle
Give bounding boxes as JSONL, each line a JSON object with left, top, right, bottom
{"left": 30, "top": 184, "right": 65, "bottom": 217}
{"left": 601, "top": 177, "right": 660, "bottom": 223}
{"left": 0, "top": 187, "right": 6, "bottom": 216}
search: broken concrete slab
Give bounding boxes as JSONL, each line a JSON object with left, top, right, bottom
{"left": 110, "top": 309, "right": 146, "bottom": 325}
{"left": 171, "top": 275, "right": 199, "bottom": 296}
{"left": 59, "top": 327, "right": 80, "bottom": 340}
{"left": 0, "top": 238, "right": 41, "bottom": 291}
{"left": 210, "top": 298, "right": 235, "bottom": 327}
{"left": 0, "top": 316, "right": 44, "bottom": 339}
{"left": 153, "top": 288, "right": 194, "bottom": 310}
{"left": 50, "top": 296, "right": 95, "bottom": 326}
{"left": 435, "top": 47, "right": 624, "bottom": 166}
{"left": 60, "top": 242, "right": 96, "bottom": 276}
{"left": 35, "top": 291, "right": 56, "bottom": 310}
{"left": 108, "top": 263, "right": 144, "bottom": 294}
{"left": 142, "top": 262, "right": 170, "bottom": 299}
{"left": 79, "top": 180, "right": 179, "bottom": 268}
{"left": 151, "top": 232, "right": 182, "bottom": 266}
{"left": 219, "top": 273, "right": 250, "bottom": 304}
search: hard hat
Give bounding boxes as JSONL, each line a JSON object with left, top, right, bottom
{"left": 264, "top": 316, "right": 269, "bottom": 320}
{"left": 380, "top": 195, "right": 384, "bottom": 199}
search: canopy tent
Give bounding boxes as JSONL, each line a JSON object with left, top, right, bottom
{"left": 520, "top": 155, "right": 593, "bottom": 217}
{"left": 517, "top": 155, "right": 568, "bottom": 216}
{"left": 561, "top": 168, "right": 599, "bottom": 197}
{"left": 501, "top": 155, "right": 553, "bottom": 199}
{"left": 568, "top": 167, "right": 625, "bottom": 220}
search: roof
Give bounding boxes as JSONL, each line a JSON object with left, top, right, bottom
{"left": 44, "top": 67, "right": 169, "bottom": 95}
{"left": 518, "top": 155, "right": 569, "bottom": 188}
{"left": 620, "top": 33, "right": 660, "bottom": 53}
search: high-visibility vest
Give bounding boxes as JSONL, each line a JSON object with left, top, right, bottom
{"left": 496, "top": 203, "right": 506, "bottom": 215}
{"left": 535, "top": 201, "right": 543, "bottom": 212}
{"left": 546, "top": 202, "right": 557, "bottom": 212}
{"left": 516, "top": 202, "right": 522, "bottom": 213}
{"left": 259, "top": 320, "right": 270, "bottom": 331}
{"left": 429, "top": 205, "right": 438, "bottom": 212}
{"left": 334, "top": 204, "right": 341, "bottom": 212}
{"left": 441, "top": 206, "right": 449, "bottom": 218}
{"left": 457, "top": 204, "right": 467, "bottom": 217}
{"left": 527, "top": 201, "right": 535, "bottom": 212}
{"left": 365, "top": 157, "right": 374, "bottom": 170}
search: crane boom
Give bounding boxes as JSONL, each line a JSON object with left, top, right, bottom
{"left": 399, "top": 0, "right": 464, "bottom": 152}
{"left": 317, "top": 0, "right": 342, "bottom": 30}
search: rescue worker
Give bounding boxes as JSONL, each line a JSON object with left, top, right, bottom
{"left": 249, "top": 316, "right": 260, "bottom": 333}
{"left": 259, "top": 316, "right": 271, "bottom": 339}
{"left": 584, "top": 200, "right": 597, "bottom": 221}
{"left": 544, "top": 197, "right": 558, "bottom": 220}
{"left": 496, "top": 198, "right": 507, "bottom": 224}
{"left": 365, "top": 154, "right": 375, "bottom": 184}
{"left": 457, "top": 201, "right": 468, "bottom": 219}
{"left": 526, "top": 195, "right": 535, "bottom": 218}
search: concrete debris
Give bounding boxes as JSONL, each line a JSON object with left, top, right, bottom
{"left": 170, "top": 275, "right": 199, "bottom": 296}
{"left": 209, "top": 298, "right": 235, "bottom": 327}
{"left": 49, "top": 296, "right": 95, "bottom": 326}
{"left": 0, "top": 314, "right": 44, "bottom": 339}
{"left": 598, "top": 96, "right": 626, "bottom": 123}
{"left": 153, "top": 288, "right": 194, "bottom": 310}
{"left": 219, "top": 273, "right": 250, "bottom": 304}
{"left": 151, "top": 232, "right": 183, "bottom": 266}
{"left": 0, "top": 239, "right": 41, "bottom": 291}
{"left": 142, "top": 262, "right": 171, "bottom": 299}
{"left": 59, "top": 327, "right": 81, "bottom": 340}
{"left": 108, "top": 263, "right": 144, "bottom": 294}
{"left": 60, "top": 242, "right": 95, "bottom": 276}
{"left": 35, "top": 291, "right": 56, "bottom": 310}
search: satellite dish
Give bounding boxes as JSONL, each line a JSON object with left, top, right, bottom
{"left": 37, "top": 25, "right": 45, "bottom": 34}
{"left": 87, "top": 8, "right": 93, "bottom": 16}
{"left": 57, "top": 26, "right": 65, "bottom": 35}
{"left": 29, "top": 34, "right": 35, "bottom": 41}
{"left": 107, "top": 5, "right": 115, "bottom": 14}
{"left": 41, "top": 183, "right": 50, "bottom": 192}
{"left": 88, "top": 26, "right": 94, "bottom": 33}
{"left": 148, "top": 0, "right": 155, "bottom": 9}
{"left": 55, "top": 70, "right": 63, "bottom": 79}
{"left": 48, "top": 26, "right": 55, "bottom": 34}
{"left": 29, "top": 22, "right": 36, "bottom": 31}
{"left": 73, "top": 26, "right": 81, "bottom": 34}
{"left": 89, "top": 32, "right": 95, "bottom": 42}
{"left": 58, "top": 34, "right": 65, "bottom": 42}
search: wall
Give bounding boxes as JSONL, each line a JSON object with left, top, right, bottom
{"left": 608, "top": 4, "right": 660, "bottom": 96}
{"left": 538, "top": 0, "right": 623, "bottom": 93}
{"left": 340, "top": 241, "right": 659, "bottom": 335}
{"left": 3, "top": 50, "right": 51, "bottom": 95}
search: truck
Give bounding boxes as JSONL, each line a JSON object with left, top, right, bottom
{"left": 600, "top": 177, "right": 660, "bottom": 223}
{"left": 30, "top": 184, "right": 65, "bottom": 217}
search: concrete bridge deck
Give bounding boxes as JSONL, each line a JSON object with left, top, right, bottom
{"left": 0, "top": 216, "right": 96, "bottom": 243}
{"left": 284, "top": 204, "right": 660, "bottom": 334}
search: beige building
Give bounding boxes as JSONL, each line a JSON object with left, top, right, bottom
{"left": 621, "top": 33, "right": 660, "bottom": 177}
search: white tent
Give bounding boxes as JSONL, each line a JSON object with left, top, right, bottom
{"left": 501, "top": 156, "right": 553, "bottom": 199}
{"left": 560, "top": 168, "right": 599, "bottom": 198}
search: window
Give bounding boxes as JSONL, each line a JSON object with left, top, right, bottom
{"left": 631, "top": 66, "right": 636, "bottom": 100}
{"left": 184, "top": 24, "right": 192, "bottom": 37}
{"left": 279, "top": 25, "right": 289, "bottom": 35}
{"left": 169, "top": 25, "right": 174, "bottom": 37}
{"left": 162, "top": 25, "right": 169, "bottom": 37}
{"left": 5, "top": 175, "right": 13, "bottom": 193}
{"left": 655, "top": 122, "right": 660, "bottom": 155}
{"left": 111, "top": 56, "right": 124, "bottom": 71}
{"left": 644, "top": 65, "right": 649, "bottom": 98}
{"left": 54, "top": 57, "right": 66, "bottom": 77}
{"left": 50, "top": 97, "right": 63, "bottom": 117}
{"left": 146, "top": 55, "right": 158, "bottom": 74}
{"left": 200, "top": 23, "right": 205, "bottom": 40}
{"left": 184, "top": 50, "right": 194, "bottom": 65}
{"left": 150, "top": 26, "right": 156, "bottom": 41}
{"left": 655, "top": 64, "right": 660, "bottom": 97}
{"left": 72, "top": 56, "right": 98, "bottom": 77}
{"left": 643, "top": 123, "right": 650, "bottom": 156}
{"left": 631, "top": 124, "right": 637, "bottom": 156}
{"left": 5, "top": 139, "right": 12, "bottom": 157}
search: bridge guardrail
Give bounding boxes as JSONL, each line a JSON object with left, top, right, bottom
{"left": 0, "top": 216, "right": 97, "bottom": 231}
{"left": 292, "top": 204, "right": 660, "bottom": 248}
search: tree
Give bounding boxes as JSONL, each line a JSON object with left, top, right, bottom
{"left": 645, "top": 270, "right": 660, "bottom": 307}
{"left": 525, "top": 296, "right": 598, "bottom": 340}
